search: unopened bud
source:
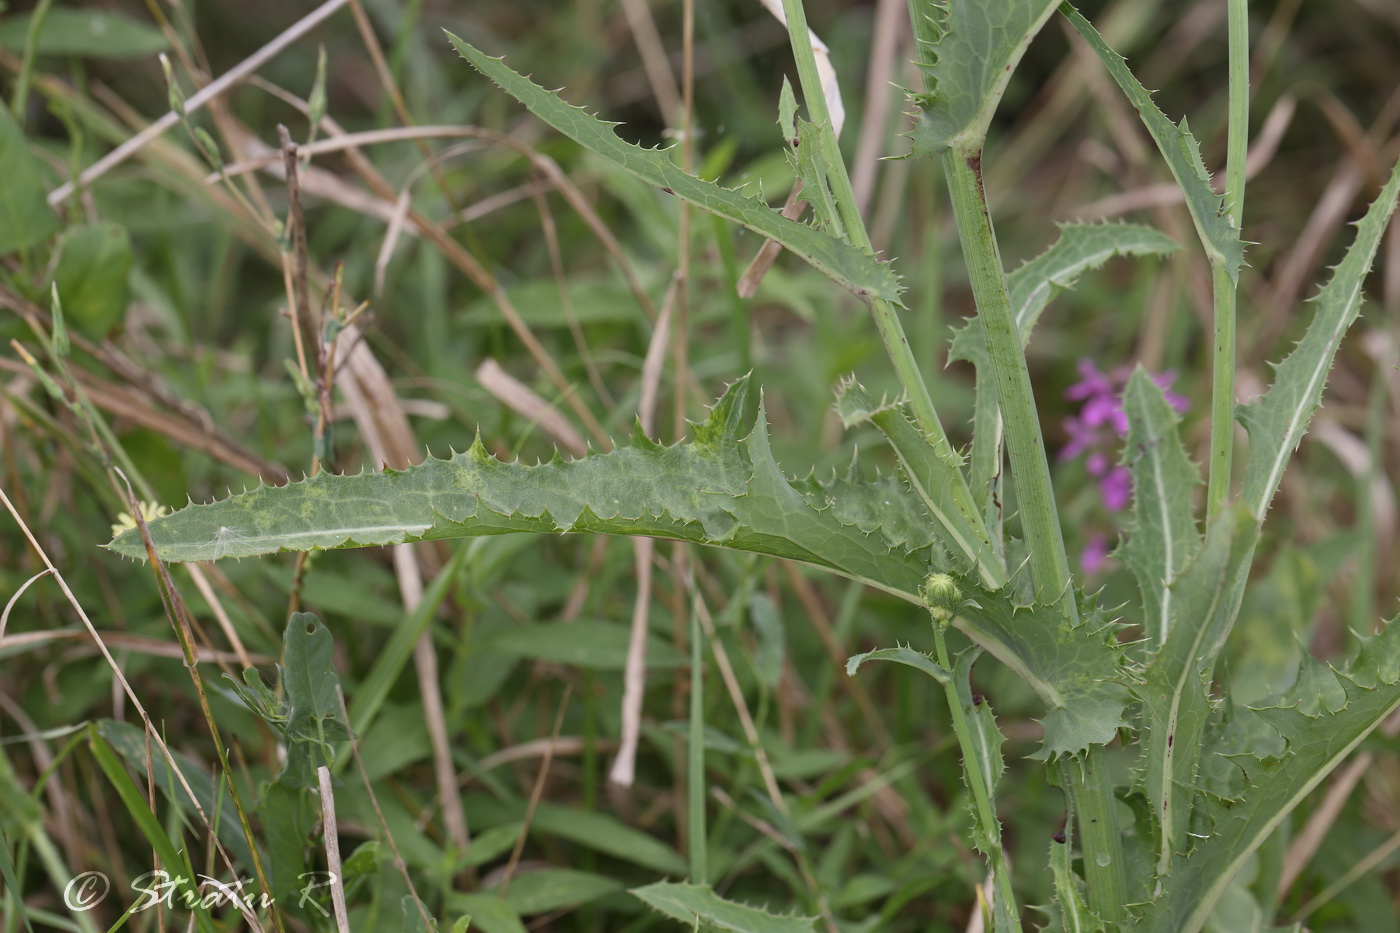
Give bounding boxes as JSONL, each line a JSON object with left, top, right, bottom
{"left": 921, "top": 572, "right": 962, "bottom": 624}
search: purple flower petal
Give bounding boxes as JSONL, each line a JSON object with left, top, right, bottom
{"left": 1060, "top": 415, "right": 1099, "bottom": 460}
{"left": 1099, "top": 466, "right": 1132, "bottom": 512}
{"left": 1067, "top": 359, "right": 1113, "bottom": 400}
{"left": 1081, "top": 534, "right": 1111, "bottom": 575}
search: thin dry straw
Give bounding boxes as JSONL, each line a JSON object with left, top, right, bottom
{"left": 47, "top": 0, "right": 350, "bottom": 206}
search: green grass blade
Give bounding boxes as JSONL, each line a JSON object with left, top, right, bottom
{"left": 444, "top": 32, "right": 901, "bottom": 305}
{"left": 1238, "top": 156, "right": 1400, "bottom": 520}
{"left": 1061, "top": 5, "right": 1244, "bottom": 279}
{"left": 86, "top": 725, "right": 215, "bottom": 933}
{"left": 907, "top": 0, "right": 1061, "bottom": 154}
{"left": 107, "top": 377, "right": 937, "bottom": 601}
{"left": 1119, "top": 368, "right": 1202, "bottom": 650}
{"left": 0, "top": 823, "right": 36, "bottom": 933}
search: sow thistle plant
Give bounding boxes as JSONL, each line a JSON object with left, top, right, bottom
{"left": 107, "top": 2, "right": 1400, "bottom": 930}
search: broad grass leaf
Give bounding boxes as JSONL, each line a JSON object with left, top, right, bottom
{"left": 1238, "top": 156, "right": 1400, "bottom": 521}
{"left": 484, "top": 620, "right": 685, "bottom": 670}
{"left": 85, "top": 725, "right": 214, "bottom": 933}
{"left": 52, "top": 221, "right": 133, "bottom": 339}
{"left": 401, "top": 895, "right": 434, "bottom": 933}
{"left": 528, "top": 804, "right": 687, "bottom": 876}
{"left": 0, "top": 9, "right": 168, "bottom": 59}
{"left": 0, "top": 108, "right": 59, "bottom": 255}
{"left": 95, "top": 719, "right": 256, "bottom": 873}
{"left": 447, "top": 894, "right": 526, "bottom": 933}
{"left": 907, "top": 0, "right": 1061, "bottom": 155}
{"left": 444, "top": 32, "right": 900, "bottom": 305}
{"left": 1062, "top": 7, "right": 1244, "bottom": 278}
{"left": 631, "top": 881, "right": 819, "bottom": 932}
{"left": 496, "top": 869, "right": 622, "bottom": 916}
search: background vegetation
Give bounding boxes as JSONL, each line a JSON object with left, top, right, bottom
{"left": 2, "top": 0, "right": 1398, "bottom": 929}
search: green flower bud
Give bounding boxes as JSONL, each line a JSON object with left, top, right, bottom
{"left": 922, "top": 572, "right": 962, "bottom": 624}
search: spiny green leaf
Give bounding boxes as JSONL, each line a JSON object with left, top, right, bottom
{"left": 1136, "top": 507, "right": 1255, "bottom": 878}
{"left": 1062, "top": 6, "right": 1244, "bottom": 279}
{"left": 948, "top": 222, "right": 1178, "bottom": 517}
{"left": 1238, "top": 155, "right": 1400, "bottom": 520}
{"left": 1119, "top": 367, "right": 1202, "bottom": 651}
{"left": 1049, "top": 831, "right": 1106, "bottom": 933}
{"left": 955, "top": 588, "right": 1130, "bottom": 759}
{"left": 952, "top": 649, "right": 1006, "bottom": 851}
{"left": 1143, "top": 617, "right": 1400, "bottom": 933}
{"left": 845, "top": 645, "right": 951, "bottom": 683}
{"left": 630, "top": 882, "right": 819, "bottom": 933}
{"left": 778, "top": 78, "right": 844, "bottom": 238}
{"left": 445, "top": 31, "right": 899, "bottom": 305}
{"left": 907, "top": 0, "right": 1061, "bottom": 155}
{"left": 107, "top": 377, "right": 936, "bottom": 602}
{"left": 835, "top": 378, "right": 1000, "bottom": 585}
{"left": 950, "top": 222, "right": 1179, "bottom": 366}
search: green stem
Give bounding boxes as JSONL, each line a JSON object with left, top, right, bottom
{"left": 778, "top": 0, "right": 957, "bottom": 460}
{"left": 688, "top": 605, "right": 708, "bottom": 883}
{"left": 1206, "top": 262, "right": 1239, "bottom": 521}
{"left": 1065, "top": 750, "right": 1127, "bottom": 922}
{"left": 10, "top": 0, "right": 56, "bottom": 121}
{"left": 1208, "top": 0, "right": 1249, "bottom": 519}
{"left": 934, "top": 625, "right": 1021, "bottom": 932}
{"left": 941, "top": 152, "right": 1075, "bottom": 618}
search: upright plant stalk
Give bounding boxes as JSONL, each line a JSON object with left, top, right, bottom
{"left": 777, "top": 0, "right": 957, "bottom": 461}
{"left": 940, "top": 155, "right": 1075, "bottom": 615}
{"left": 942, "top": 148, "right": 1130, "bottom": 915}
{"left": 687, "top": 605, "right": 708, "bottom": 883}
{"left": 932, "top": 615, "right": 1021, "bottom": 932}
{"left": 1208, "top": 0, "right": 1250, "bottom": 519}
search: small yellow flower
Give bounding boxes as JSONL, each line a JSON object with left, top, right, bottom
{"left": 110, "top": 501, "right": 170, "bottom": 539}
